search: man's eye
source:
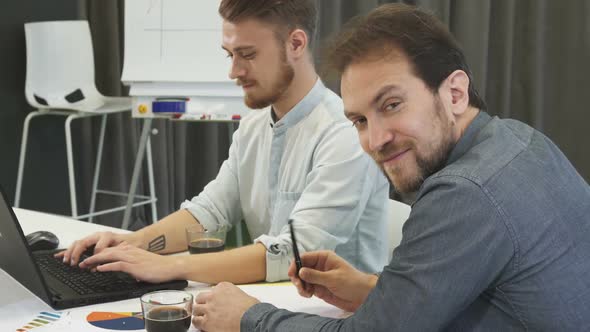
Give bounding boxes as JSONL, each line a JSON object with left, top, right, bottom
{"left": 352, "top": 118, "right": 367, "bottom": 129}
{"left": 384, "top": 102, "right": 400, "bottom": 112}
{"left": 226, "top": 53, "right": 233, "bottom": 58}
{"left": 242, "top": 53, "right": 256, "bottom": 59}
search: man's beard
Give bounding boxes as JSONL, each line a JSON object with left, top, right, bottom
{"left": 374, "top": 99, "right": 455, "bottom": 194}
{"left": 240, "top": 54, "right": 295, "bottom": 110}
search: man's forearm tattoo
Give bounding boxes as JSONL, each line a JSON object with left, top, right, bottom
{"left": 148, "top": 235, "right": 166, "bottom": 252}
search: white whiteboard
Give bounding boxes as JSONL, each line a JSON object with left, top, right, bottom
{"left": 122, "top": 0, "right": 233, "bottom": 84}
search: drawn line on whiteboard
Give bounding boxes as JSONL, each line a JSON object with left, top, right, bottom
{"left": 160, "top": 0, "right": 164, "bottom": 60}
{"left": 145, "top": 28, "right": 218, "bottom": 32}
{"left": 146, "top": 0, "right": 159, "bottom": 14}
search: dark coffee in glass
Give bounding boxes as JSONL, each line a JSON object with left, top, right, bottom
{"left": 145, "top": 306, "right": 191, "bottom": 332}
{"left": 188, "top": 238, "right": 225, "bottom": 254}
{"left": 141, "top": 290, "right": 192, "bottom": 332}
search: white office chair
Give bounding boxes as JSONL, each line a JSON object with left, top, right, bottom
{"left": 16, "top": 20, "right": 157, "bottom": 226}
{"left": 387, "top": 199, "right": 411, "bottom": 260}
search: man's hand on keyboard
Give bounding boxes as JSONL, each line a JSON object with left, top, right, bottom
{"left": 77, "top": 244, "right": 183, "bottom": 283}
{"left": 55, "top": 231, "right": 140, "bottom": 267}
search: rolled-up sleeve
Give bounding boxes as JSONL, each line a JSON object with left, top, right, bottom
{"left": 254, "top": 124, "right": 381, "bottom": 282}
{"left": 180, "top": 130, "right": 243, "bottom": 232}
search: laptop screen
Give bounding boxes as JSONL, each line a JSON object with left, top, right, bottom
{"left": 0, "top": 187, "right": 52, "bottom": 305}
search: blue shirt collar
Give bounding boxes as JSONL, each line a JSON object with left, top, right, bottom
{"left": 446, "top": 111, "right": 492, "bottom": 166}
{"left": 270, "top": 78, "right": 325, "bottom": 134}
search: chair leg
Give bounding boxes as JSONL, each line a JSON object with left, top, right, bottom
{"left": 65, "top": 114, "right": 83, "bottom": 218}
{"left": 15, "top": 110, "right": 45, "bottom": 207}
{"left": 146, "top": 134, "right": 158, "bottom": 224}
{"left": 121, "top": 118, "right": 152, "bottom": 230}
{"left": 88, "top": 114, "right": 107, "bottom": 223}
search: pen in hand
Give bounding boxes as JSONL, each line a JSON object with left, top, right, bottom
{"left": 288, "top": 219, "right": 306, "bottom": 289}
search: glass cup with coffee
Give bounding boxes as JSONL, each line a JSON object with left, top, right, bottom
{"left": 185, "top": 225, "right": 227, "bottom": 254}
{"left": 140, "top": 290, "right": 193, "bottom": 332}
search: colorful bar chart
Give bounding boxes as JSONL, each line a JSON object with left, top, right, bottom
{"left": 16, "top": 311, "right": 62, "bottom": 331}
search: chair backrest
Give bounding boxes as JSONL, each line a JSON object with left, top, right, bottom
{"left": 387, "top": 199, "right": 411, "bottom": 260}
{"left": 24, "top": 20, "right": 105, "bottom": 111}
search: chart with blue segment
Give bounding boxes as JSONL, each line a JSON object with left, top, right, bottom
{"left": 86, "top": 312, "right": 144, "bottom": 330}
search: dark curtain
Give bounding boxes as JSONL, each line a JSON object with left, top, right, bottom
{"left": 80, "top": 0, "right": 589, "bottom": 227}
{"left": 0, "top": 0, "right": 80, "bottom": 213}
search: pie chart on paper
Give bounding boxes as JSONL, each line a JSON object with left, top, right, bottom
{"left": 86, "top": 312, "right": 144, "bottom": 330}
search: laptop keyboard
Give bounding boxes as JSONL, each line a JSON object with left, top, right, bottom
{"left": 34, "top": 252, "right": 143, "bottom": 295}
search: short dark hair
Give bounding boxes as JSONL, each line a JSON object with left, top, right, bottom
{"left": 328, "top": 3, "right": 486, "bottom": 111}
{"left": 219, "top": 0, "right": 317, "bottom": 46}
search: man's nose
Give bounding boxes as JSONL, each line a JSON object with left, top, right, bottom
{"left": 368, "top": 120, "right": 394, "bottom": 152}
{"left": 228, "top": 58, "right": 246, "bottom": 80}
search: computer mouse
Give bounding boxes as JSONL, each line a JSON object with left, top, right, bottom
{"left": 25, "top": 231, "right": 60, "bottom": 251}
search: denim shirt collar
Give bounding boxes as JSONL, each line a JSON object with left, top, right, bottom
{"left": 269, "top": 78, "right": 324, "bottom": 134}
{"left": 445, "top": 111, "right": 492, "bottom": 166}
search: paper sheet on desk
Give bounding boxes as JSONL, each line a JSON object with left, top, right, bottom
{"left": 238, "top": 283, "right": 351, "bottom": 319}
{"left": 28, "top": 282, "right": 211, "bottom": 332}
{"left": 4, "top": 281, "right": 344, "bottom": 332}
{"left": 29, "top": 301, "right": 145, "bottom": 332}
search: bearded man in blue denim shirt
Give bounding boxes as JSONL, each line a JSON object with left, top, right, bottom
{"left": 192, "top": 3, "right": 590, "bottom": 331}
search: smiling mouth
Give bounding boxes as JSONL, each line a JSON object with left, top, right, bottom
{"left": 381, "top": 149, "right": 410, "bottom": 166}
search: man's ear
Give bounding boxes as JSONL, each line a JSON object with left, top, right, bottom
{"left": 287, "top": 28, "right": 308, "bottom": 59}
{"left": 443, "top": 70, "right": 470, "bottom": 115}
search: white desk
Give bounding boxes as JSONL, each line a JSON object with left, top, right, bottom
{"left": 1, "top": 208, "right": 345, "bottom": 331}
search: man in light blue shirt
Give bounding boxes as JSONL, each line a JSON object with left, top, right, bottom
{"left": 60, "top": 0, "right": 389, "bottom": 285}
{"left": 180, "top": 78, "right": 388, "bottom": 281}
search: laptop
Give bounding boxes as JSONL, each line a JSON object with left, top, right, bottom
{"left": 0, "top": 186, "right": 188, "bottom": 309}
